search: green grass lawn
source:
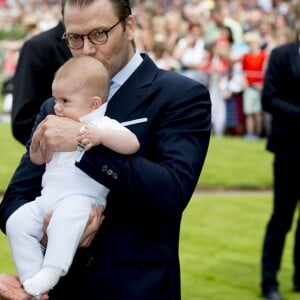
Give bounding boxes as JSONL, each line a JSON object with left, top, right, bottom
{"left": 180, "top": 193, "right": 297, "bottom": 300}
{"left": 0, "top": 123, "right": 25, "bottom": 192}
{"left": 199, "top": 135, "right": 273, "bottom": 189}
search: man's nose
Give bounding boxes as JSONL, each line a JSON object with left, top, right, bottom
{"left": 81, "top": 36, "right": 97, "bottom": 54}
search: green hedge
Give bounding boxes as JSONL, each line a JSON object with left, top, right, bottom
{"left": 0, "top": 26, "right": 27, "bottom": 40}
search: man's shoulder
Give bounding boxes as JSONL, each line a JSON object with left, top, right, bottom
{"left": 272, "top": 41, "right": 297, "bottom": 55}
{"left": 158, "top": 68, "right": 206, "bottom": 89}
{"left": 138, "top": 53, "right": 208, "bottom": 93}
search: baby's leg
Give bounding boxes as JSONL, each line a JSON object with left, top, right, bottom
{"left": 23, "top": 196, "right": 92, "bottom": 296}
{"left": 6, "top": 202, "right": 44, "bottom": 282}
{"left": 23, "top": 266, "right": 63, "bottom": 298}
{"left": 44, "top": 196, "right": 92, "bottom": 271}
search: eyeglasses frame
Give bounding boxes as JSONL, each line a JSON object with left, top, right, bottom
{"left": 62, "top": 19, "right": 124, "bottom": 50}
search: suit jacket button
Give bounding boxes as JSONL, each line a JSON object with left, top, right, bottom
{"left": 102, "top": 165, "right": 108, "bottom": 172}
{"left": 107, "top": 169, "right": 113, "bottom": 175}
{"left": 112, "top": 173, "right": 118, "bottom": 179}
{"left": 86, "top": 256, "right": 94, "bottom": 267}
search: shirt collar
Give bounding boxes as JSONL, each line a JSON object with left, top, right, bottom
{"left": 110, "top": 51, "right": 143, "bottom": 87}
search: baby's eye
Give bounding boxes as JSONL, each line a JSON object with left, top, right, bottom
{"left": 63, "top": 99, "right": 69, "bottom": 104}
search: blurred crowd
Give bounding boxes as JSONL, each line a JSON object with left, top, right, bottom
{"left": 1, "top": 0, "right": 300, "bottom": 138}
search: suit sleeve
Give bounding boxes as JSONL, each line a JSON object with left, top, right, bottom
{"left": 12, "top": 39, "right": 48, "bottom": 145}
{"left": 11, "top": 24, "right": 71, "bottom": 145}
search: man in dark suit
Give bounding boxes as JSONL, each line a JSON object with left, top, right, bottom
{"left": 11, "top": 20, "right": 72, "bottom": 145}
{"left": 0, "top": 0, "right": 211, "bottom": 299}
{"left": 261, "top": 38, "right": 300, "bottom": 300}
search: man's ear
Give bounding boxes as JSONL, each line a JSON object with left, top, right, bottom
{"left": 91, "top": 96, "right": 102, "bottom": 109}
{"left": 126, "top": 15, "right": 135, "bottom": 41}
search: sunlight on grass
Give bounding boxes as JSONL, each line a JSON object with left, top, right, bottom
{"left": 0, "top": 123, "right": 24, "bottom": 192}
{"left": 0, "top": 231, "right": 16, "bottom": 274}
{"left": 180, "top": 193, "right": 297, "bottom": 300}
{"left": 200, "top": 136, "right": 273, "bottom": 189}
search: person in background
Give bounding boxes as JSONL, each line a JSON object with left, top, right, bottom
{"left": 260, "top": 35, "right": 300, "bottom": 300}
{"left": 6, "top": 55, "right": 139, "bottom": 299}
{"left": 173, "top": 21, "right": 207, "bottom": 84}
{"left": 0, "top": 0, "right": 211, "bottom": 299}
{"left": 0, "top": 40, "right": 19, "bottom": 113}
{"left": 205, "top": 39, "right": 231, "bottom": 136}
{"left": 11, "top": 20, "right": 72, "bottom": 145}
{"left": 241, "top": 30, "right": 268, "bottom": 140}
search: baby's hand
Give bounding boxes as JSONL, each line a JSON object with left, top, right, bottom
{"left": 77, "top": 125, "right": 102, "bottom": 151}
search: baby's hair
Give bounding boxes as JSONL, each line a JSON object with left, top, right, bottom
{"left": 54, "top": 56, "right": 110, "bottom": 102}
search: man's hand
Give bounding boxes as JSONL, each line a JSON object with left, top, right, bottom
{"left": 41, "top": 206, "right": 105, "bottom": 248}
{"left": 30, "top": 115, "right": 82, "bottom": 163}
{"left": 0, "top": 273, "right": 49, "bottom": 300}
{"left": 80, "top": 205, "right": 105, "bottom": 248}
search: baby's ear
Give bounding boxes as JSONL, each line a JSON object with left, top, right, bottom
{"left": 91, "top": 96, "right": 102, "bottom": 109}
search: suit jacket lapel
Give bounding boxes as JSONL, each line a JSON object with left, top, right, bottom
{"left": 106, "top": 54, "right": 159, "bottom": 121}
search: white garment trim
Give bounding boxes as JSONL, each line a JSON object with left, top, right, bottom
{"left": 121, "top": 118, "right": 148, "bottom": 126}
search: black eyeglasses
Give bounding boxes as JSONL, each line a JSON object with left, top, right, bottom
{"left": 62, "top": 19, "right": 123, "bottom": 50}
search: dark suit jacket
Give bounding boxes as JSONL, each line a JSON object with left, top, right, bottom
{"left": 1, "top": 54, "right": 211, "bottom": 300}
{"left": 262, "top": 41, "right": 300, "bottom": 155}
{"left": 11, "top": 21, "right": 72, "bottom": 145}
